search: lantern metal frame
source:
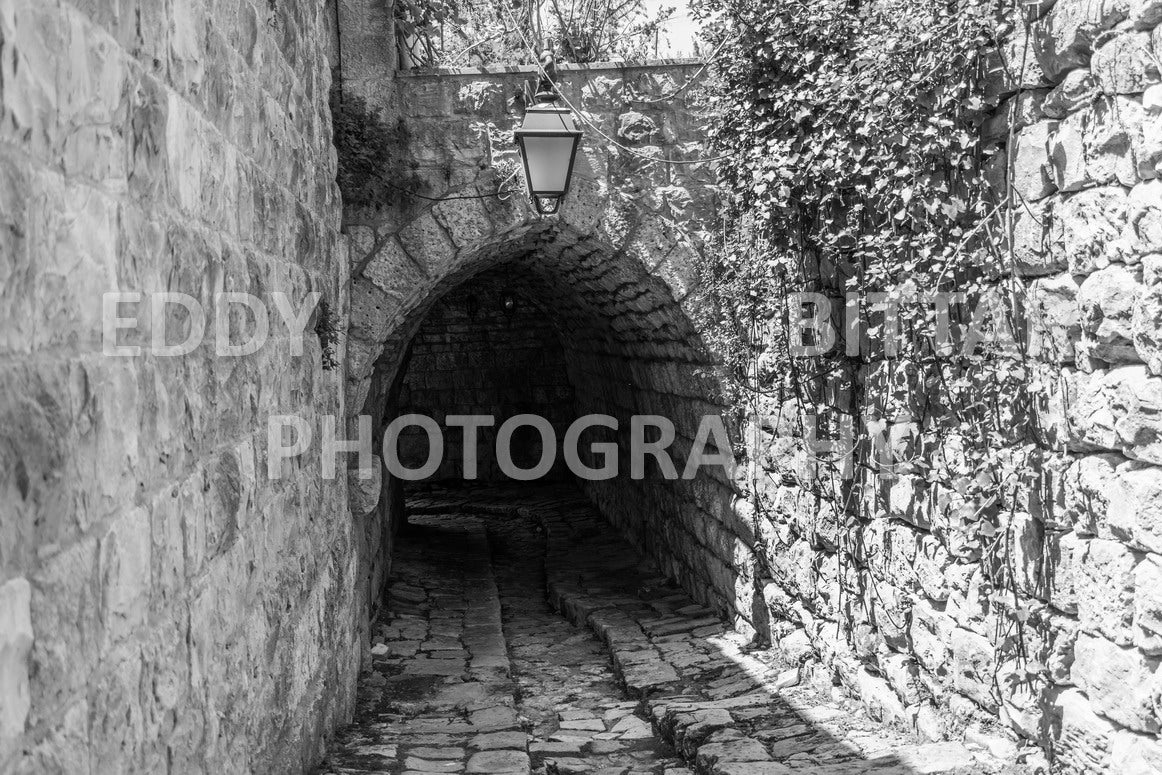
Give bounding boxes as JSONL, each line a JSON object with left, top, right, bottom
{"left": 513, "top": 49, "right": 583, "bottom": 215}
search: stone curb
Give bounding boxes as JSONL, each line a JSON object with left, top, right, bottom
{"left": 524, "top": 503, "right": 1005, "bottom": 775}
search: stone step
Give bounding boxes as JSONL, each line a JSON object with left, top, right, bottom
{"left": 531, "top": 503, "right": 1003, "bottom": 775}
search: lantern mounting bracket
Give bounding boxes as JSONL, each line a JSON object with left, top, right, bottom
{"left": 534, "top": 49, "right": 560, "bottom": 104}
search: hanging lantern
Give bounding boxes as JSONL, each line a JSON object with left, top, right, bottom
{"left": 514, "top": 50, "right": 583, "bottom": 215}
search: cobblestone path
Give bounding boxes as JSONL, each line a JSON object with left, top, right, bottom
{"left": 318, "top": 493, "right": 685, "bottom": 775}
{"left": 319, "top": 487, "right": 1021, "bottom": 775}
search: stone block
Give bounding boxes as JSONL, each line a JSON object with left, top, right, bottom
{"left": 1133, "top": 555, "right": 1162, "bottom": 654}
{"left": 1009, "top": 512, "right": 1046, "bottom": 599}
{"left": 1064, "top": 368, "right": 1124, "bottom": 451}
{"left": 1086, "top": 96, "right": 1144, "bottom": 187}
{"left": 1051, "top": 687, "right": 1118, "bottom": 773}
{"left": 850, "top": 665, "right": 911, "bottom": 726}
{"left": 1076, "top": 537, "right": 1141, "bottom": 644}
{"left": 466, "top": 749, "right": 529, "bottom": 773}
{"left": 1009, "top": 198, "right": 1061, "bottom": 276}
{"left": 1012, "top": 120, "right": 1058, "bottom": 200}
{"left": 880, "top": 652, "right": 924, "bottom": 706}
{"left": 349, "top": 281, "right": 401, "bottom": 342}
{"left": 1112, "top": 459, "right": 1162, "bottom": 552}
{"left": 1129, "top": 181, "right": 1162, "bottom": 260}
{"left": 1092, "top": 31, "right": 1160, "bottom": 93}
{"left": 1063, "top": 451, "right": 1124, "bottom": 534}
{"left": 1045, "top": 613, "right": 1082, "bottom": 685}
{"left": 913, "top": 535, "right": 953, "bottom": 602}
{"left": 1148, "top": 83, "right": 1162, "bottom": 113}
{"left": 99, "top": 508, "right": 152, "bottom": 652}
{"left": 1041, "top": 106, "right": 1092, "bottom": 192}
{"left": 996, "top": 657, "right": 1047, "bottom": 739}
{"left": 363, "top": 237, "right": 427, "bottom": 299}
{"left": 1111, "top": 365, "right": 1162, "bottom": 463}
{"left": 432, "top": 197, "right": 493, "bottom": 250}
{"left": 617, "top": 111, "right": 661, "bottom": 144}
{"left": 1027, "top": 273, "right": 1080, "bottom": 363}
{"left": 29, "top": 536, "right": 101, "bottom": 719}
{"left": 1049, "top": 185, "right": 1129, "bottom": 274}
{"left": 398, "top": 211, "right": 457, "bottom": 276}
{"left": 1043, "top": 69, "right": 1099, "bottom": 117}
{"left": 1072, "top": 631, "right": 1161, "bottom": 732}
{"left": 348, "top": 455, "right": 382, "bottom": 516}
{"left": 1034, "top": 0, "right": 1133, "bottom": 82}
{"left": 1077, "top": 263, "right": 1143, "bottom": 364}
{"left": 1135, "top": 254, "right": 1162, "bottom": 372}
{"left": 0, "top": 578, "right": 32, "bottom": 760}
{"left": 909, "top": 601, "right": 956, "bottom": 685}
{"left": 949, "top": 627, "right": 997, "bottom": 710}
{"left": 1046, "top": 531, "right": 1085, "bottom": 613}
{"left": 1110, "top": 728, "right": 1162, "bottom": 774}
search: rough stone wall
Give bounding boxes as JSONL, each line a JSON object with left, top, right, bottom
{"left": 751, "top": 1, "right": 1162, "bottom": 769}
{"left": 396, "top": 268, "right": 576, "bottom": 481}
{"left": 0, "top": 1, "right": 354, "bottom": 772}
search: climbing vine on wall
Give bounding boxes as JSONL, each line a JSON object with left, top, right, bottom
{"left": 693, "top": 0, "right": 1057, "bottom": 730}
{"left": 331, "top": 85, "right": 410, "bottom": 209}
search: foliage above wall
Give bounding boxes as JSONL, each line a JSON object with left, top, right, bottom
{"left": 396, "top": 0, "right": 677, "bottom": 67}
{"left": 694, "top": 0, "right": 1007, "bottom": 356}
{"left": 330, "top": 85, "right": 408, "bottom": 209}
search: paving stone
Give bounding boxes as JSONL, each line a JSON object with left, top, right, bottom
{"left": 561, "top": 709, "right": 600, "bottom": 720}
{"left": 406, "top": 756, "right": 465, "bottom": 772}
{"left": 411, "top": 747, "right": 466, "bottom": 759}
{"left": 469, "top": 732, "right": 529, "bottom": 751}
{"left": 406, "top": 658, "right": 468, "bottom": 676}
{"left": 470, "top": 706, "right": 520, "bottom": 731}
{"left": 465, "top": 749, "right": 531, "bottom": 773}
{"left": 547, "top": 757, "right": 596, "bottom": 775}
{"left": 532, "top": 741, "right": 586, "bottom": 755}
{"left": 610, "top": 717, "right": 652, "bottom": 737}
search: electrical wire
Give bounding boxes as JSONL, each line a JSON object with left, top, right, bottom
{"left": 382, "top": 179, "right": 511, "bottom": 202}
{"left": 632, "top": 36, "right": 727, "bottom": 104}
{"left": 500, "top": 3, "right": 739, "bottom": 167}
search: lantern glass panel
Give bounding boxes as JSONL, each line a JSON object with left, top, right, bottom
{"left": 521, "top": 135, "right": 576, "bottom": 194}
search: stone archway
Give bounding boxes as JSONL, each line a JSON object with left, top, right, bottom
{"left": 343, "top": 204, "right": 754, "bottom": 642}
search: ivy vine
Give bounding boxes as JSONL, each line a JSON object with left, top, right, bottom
{"left": 693, "top": 0, "right": 1059, "bottom": 751}
{"left": 330, "top": 85, "right": 410, "bottom": 209}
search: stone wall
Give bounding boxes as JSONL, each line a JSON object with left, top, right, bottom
{"left": 0, "top": 1, "right": 354, "bottom": 772}
{"left": 396, "top": 267, "right": 576, "bottom": 482}
{"left": 749, "top": 1, "right": 1162, "bottom": 770}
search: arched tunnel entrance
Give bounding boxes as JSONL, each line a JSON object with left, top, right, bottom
{"left": 326, "top": 223, "right": 960, "bottom": 774}
{"left": 349, "top": 224, "right": 745, "bottom": 631}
